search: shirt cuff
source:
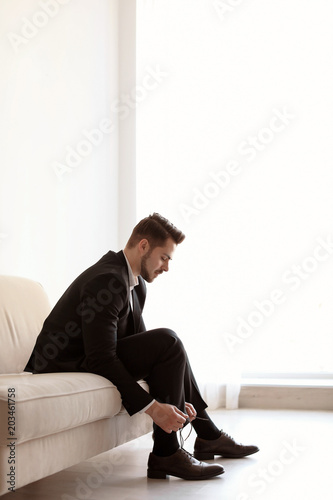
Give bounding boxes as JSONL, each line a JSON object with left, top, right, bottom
{"left": 139, "top": 399, "right": 156, "bottom": 414}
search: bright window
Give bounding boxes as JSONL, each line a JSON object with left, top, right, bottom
{"left": 136, "top": 0, "right": 333, "bottom": 381}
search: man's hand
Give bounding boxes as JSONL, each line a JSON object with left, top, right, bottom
{"left": 145, "top": 401, "right": 188, "bottom": 433}
{"left": 185, "top": 402, "right": 197, "bottom": 422}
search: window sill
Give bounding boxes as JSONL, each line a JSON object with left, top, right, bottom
{"left": 239, "top": 377, "right": 333, "bottom": 411}
{"left": 241, "top": 377, "right": 333, "bottom": 388}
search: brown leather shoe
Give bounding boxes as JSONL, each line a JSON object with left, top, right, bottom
{"left": 147, "top": 448, "right": 225, "bottom": 480}
{"left": 194, "top": 431, "right": 259, "bottom": 460}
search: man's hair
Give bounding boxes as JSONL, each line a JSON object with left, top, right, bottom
{"left": 126, "top": 213, "right": 185, "bottom": 249}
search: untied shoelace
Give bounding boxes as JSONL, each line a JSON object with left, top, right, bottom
{"left": 179, "top": 416, "right": 209, "bottom": 451}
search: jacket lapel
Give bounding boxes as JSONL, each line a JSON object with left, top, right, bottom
{"left": 131, "top": 278, "right": 146, "bottom": 333}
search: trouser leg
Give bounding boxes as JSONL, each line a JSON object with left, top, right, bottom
{"left": 116, "top": 328, "right": 213, "bottom": 454}
{"left": 116, "top": 328, "right": 207, "bottom": 413}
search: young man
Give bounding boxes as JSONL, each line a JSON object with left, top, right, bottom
{"left": 25, "top": 213, "right": 259, "bottom": 480}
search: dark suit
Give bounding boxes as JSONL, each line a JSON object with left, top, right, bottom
{"left": 25, "top": 250, "right": 207, "bottom": 418}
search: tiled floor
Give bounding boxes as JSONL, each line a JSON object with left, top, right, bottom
{"left": 2, "top": 408, "right": 332, "bottom": 500}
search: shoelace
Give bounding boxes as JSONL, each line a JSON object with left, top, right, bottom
{"left": 220, "top": 430, "right": 242, "bottom": 444}
{"left": 179, "top": 424, "right": 240, "bottom": 451}
{"left": 179, "top": 416, "right": 210, "bottom": 451}
{"left": 220, "top": 431, "right": 232, "bottom": 439}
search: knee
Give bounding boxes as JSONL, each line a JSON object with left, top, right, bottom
{"left": 158, "top": 327, "right": 178, "bottom": 340}
{"left": 154, "top": 328, "right": 185, "bottom": 352}
{"left": 155, "top": 327, "right": 179, "bottom": 342}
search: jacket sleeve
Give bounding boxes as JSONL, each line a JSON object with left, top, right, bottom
{"left": 79, "top": 274, "right": 153, "bottom": 415}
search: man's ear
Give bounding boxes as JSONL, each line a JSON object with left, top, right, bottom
{"left": 138, "top": 238, "right": 150, "bottom": 255}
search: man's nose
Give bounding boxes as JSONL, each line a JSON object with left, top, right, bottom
{"left": 162, "top": 261, "right": 169, "bottom": 272}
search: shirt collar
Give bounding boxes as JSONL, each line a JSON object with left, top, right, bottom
{"left": 122, "top": 250, "right": 139, "bottom": 290}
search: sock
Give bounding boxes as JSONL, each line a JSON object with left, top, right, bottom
{"left": 152, "top": 426, "right": 179, "bottom": 457}
{"left": 191, "top": 409, "right": 221, "bottom": 440}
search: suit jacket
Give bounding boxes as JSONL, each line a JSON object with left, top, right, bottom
{"left": 25, "top": 250, "right": 154, "bottom": 415}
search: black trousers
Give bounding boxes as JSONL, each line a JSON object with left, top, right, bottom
{"left": 116, "top": 328, "right": 208, "bottom": 441}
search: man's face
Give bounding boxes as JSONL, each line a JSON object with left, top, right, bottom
{"left": 140, "top": 237, "right": 177, "bottom": 283}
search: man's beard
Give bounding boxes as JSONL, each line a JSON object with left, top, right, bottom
{"left": 140, "top": 250, "right": 153, "bottom": 283}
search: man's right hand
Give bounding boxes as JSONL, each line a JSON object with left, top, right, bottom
{"left": 145, "top": 401, "right": 188, "bottom": 433}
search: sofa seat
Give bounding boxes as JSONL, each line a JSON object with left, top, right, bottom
{"left": 0, "top": 372, "right": 148, "bottom": 447}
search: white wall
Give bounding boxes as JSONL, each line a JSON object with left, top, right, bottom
{"left": 0, "top": 0, "right": 119, "bottom": 304}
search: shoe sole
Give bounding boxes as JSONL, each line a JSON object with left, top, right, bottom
{"left": 194, "top": 449, "right": 259, "bottom": 460}
{"left": 147, "top": 468, "right": 225, "bottom": 480}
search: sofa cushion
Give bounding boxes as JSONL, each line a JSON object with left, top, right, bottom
{"left": 0, "top": 276, "right": 51, "bottom": 374}
{"left": 0, "top": 372, "right": 149, "bottom": 446}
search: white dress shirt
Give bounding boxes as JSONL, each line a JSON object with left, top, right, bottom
{"left": 122, "top": 251, "right": 156, "bottom": 414}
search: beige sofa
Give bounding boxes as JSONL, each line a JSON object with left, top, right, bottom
{"left": 0, "top": 275, "right": 152, "bottom": 495}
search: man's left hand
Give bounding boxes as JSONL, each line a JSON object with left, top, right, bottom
{"left": 185, "top": 402, "right": 196, "bottom": 422}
